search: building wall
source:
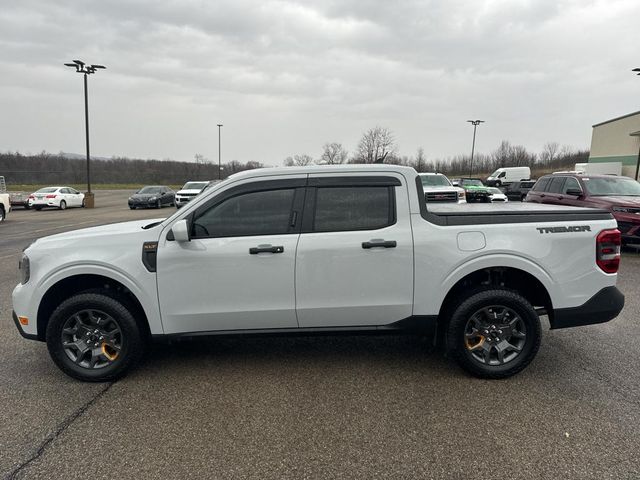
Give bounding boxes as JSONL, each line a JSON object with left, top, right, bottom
{"left": 589, "top": 111, "right": 640, "bottom": 179}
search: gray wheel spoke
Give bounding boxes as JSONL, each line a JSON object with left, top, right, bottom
{"left": 483, "top": 344, "right": 493, "bottom": 364}
{"left": 504, "top": 341, "right": 522, "bottom": 353}
{"left": 74, "top": 350, "right": 87, "bottom": 364}
{"left": 89, "top": 349, "right": 102, "bottom": 368}
{"left": 62, "top": 326, "right": 77, "bottom": 335}
{"left": 496, "top": 345, "right": 506, "bottom": 364}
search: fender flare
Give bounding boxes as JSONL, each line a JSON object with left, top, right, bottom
{"left": 36, "top": 263, "right": 163, "bottom": 335}
{"left": 435, "top": 254, "right": 555, "bottom": 311}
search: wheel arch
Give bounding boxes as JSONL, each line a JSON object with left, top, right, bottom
{"left": 37, "top": 274, "right": 151, "bottom": 342}
{"left": 436, "top": 266, "right": 553, "bottom": 340}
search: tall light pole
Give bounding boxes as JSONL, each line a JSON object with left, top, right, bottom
{"left": 217, "top": 123, "right": 223, "bottom": 179}
{"left": 467, "top": 119, "right": 484, "bottom": 177}
{"left": 631, "top": 70, "right": 640, "bottom": 179}
{"left": 64, "top": 60, "right": 105, "bottom": 206}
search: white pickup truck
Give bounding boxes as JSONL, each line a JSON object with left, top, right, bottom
{"left": 13, "top": 165, "right": 624, "bottom": 381}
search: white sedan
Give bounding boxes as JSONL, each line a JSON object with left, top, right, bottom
{"left": 28, "top": 187, "right": 85, "bottom": 210}
{"left": 486, "top": 187, "right": 508, "bottom": 202}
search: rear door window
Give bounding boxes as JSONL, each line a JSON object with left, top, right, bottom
{"left": 312, "top": 186, "right": 394, "bottom": 232}
{"left": 532, "top": 177, "right": 550, "bottom": 192}
{"left": 547, "top": 177, "right": 566, "bottom": 194}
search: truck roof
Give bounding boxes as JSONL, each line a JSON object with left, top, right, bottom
{"left": 227, "top": 164, "right": 418, "bottom": 180}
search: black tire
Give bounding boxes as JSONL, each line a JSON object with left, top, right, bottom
{"left": 34, "top": 206, "right": 43, "bottom": 211}
{"left": 446, "top": 289, "right": 541, "bottom": 379}
{"left": 521, "top": 194, "right": 526, "bottom": 202}
{"left": 156, "top": 200, "right": 162, "bottom": 209}
{"left": 59, "top": 200, "right": 67, "bottom": 210}
{"left": 129, "top": 206, "right": 135, "bottom": 210}
{"left": 0, "top": 206, "right": 4, "bottom": 223}
{"left": 46, "top": 292, "right": 146, "bottom": 382}
{"left": 495, "top": 180, "right": 502, "bottom": 187}
{"left": 81, "top": 199, "right": 85, "bottom": 208}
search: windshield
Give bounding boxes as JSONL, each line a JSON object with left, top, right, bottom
{"left": 489, "top": 170, "right": 501, "bottom": 178}
{"left": 583, "top": 177, "right": 640, "bottom": 196}
{"left": 138, "top": 186, "right": 163, "bottom": 194}
{"left": 420, "top": 175, "right": 451, "bottom": 187}
{"left": 462, "top": 179, "right": 484, "bottom": 187}
{"left": 182, "top": 182, "right": 208, "bottom": 191}
{"left": 35, "top": 187, "right": 57, "bottom": 193}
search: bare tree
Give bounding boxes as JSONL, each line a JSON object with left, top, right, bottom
{"left": 355, "top": 126, "right": 397, "bottom": 163}
{"left": 540, "top": 142, "right": 560, "bottom": 167}
{"left": 284, "top": 154, "right": 314, "bottom": 166}
{"left": 319, "top": 143, "right": 348, "bottom": 164}
{"left": 414, "top": 147, "right": 426, "bottom": 172}
{"left": 194, "top": 153, "right": 206, "bottom": 164}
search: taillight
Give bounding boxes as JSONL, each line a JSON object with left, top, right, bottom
{"left": 28, "top": 195, "right": 34, "bottom": 199}
{"left": 596, "top": 229, "right": 621, "bottom": 274}
{"left": 45, "top": 194, "right": 57, "bottom": 199}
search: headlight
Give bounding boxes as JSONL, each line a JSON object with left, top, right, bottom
{"left": 149, "top": 197, "right": 157, "bottom": 202}
{"left": 18, "top": 254, "right": 30, "bottom": 284}
{"left": 612, "top": 207, "right": 631, "bottom": 213}
{"left": 458, "top": 191, "right": 465, "bottom": 199}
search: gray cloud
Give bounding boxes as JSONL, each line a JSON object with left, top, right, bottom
{"left": 0, "top": 0, "right": 638, "bottom": 165}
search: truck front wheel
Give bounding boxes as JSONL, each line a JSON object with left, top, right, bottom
{"left": 46, "top": 292, "right": 146, "bottom": 382}
{"left": 447, "top": 289, "right": 541, "bottom": 379}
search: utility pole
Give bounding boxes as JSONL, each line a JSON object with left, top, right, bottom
{"left": 64, "top": 60, "right": 105, "bottom": 207}
{"left": 467, "top": 120, "right": 485, "bottom": 177}
{"left": 217, "top": 124, "right": 223, "bottom": 180}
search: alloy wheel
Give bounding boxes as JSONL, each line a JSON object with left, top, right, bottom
{"left": 61, "top": 309, "right": 123, "bottom": 369}
{"left": 464, "top": 305, "right": 527, "bottom": 366}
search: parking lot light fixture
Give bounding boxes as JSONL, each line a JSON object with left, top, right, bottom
{"left": 65, "top": 60, "right": 106, "bottom": 206}
{"left": 467, "top": 120, "right": 485, "bottom": 177}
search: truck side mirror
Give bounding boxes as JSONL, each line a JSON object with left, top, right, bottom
{"left": 171, "top": 219, "right": 191, "bottom": 242}
{"left": 565, "top": 188, "right": 583, "bottom": 197}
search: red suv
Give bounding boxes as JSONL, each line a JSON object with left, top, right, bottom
{"left": 526, "top": 173, "right": 640, "bottom": 244}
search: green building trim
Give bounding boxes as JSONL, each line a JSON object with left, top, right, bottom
{"left": 588, "top": 155, "right": 637, "bottom": 166}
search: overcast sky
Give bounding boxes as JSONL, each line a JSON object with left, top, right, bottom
{"left": 0, "top": 0, "right": 638, "bottom": 166}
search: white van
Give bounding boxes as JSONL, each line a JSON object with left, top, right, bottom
{"left": 574, "top": 162, "right": 622, "bottom": 176}
{"left": 485, "top": 167, "right": 531, "bottom": 187}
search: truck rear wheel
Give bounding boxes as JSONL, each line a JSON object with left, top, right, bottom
{"left": 447, "top": 289, "right": 541, "bottom": 379}
{"left": 46, "top": 292, "right": 145, "bottom": 382}
{"left": 0, "top": 206, "right": 4, "bottom": 223}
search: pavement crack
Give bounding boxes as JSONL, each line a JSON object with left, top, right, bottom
{"left": 5, "top": 382, "right": 113, "bottom": 480}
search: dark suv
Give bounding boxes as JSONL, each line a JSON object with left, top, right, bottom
{"left": 526, "top": 173, "right": 640, "bottom": 243}
{"left": 504, "top": 180, "right": 536, "bottom": 201}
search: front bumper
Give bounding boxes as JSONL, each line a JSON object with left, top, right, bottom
{"left": 551, "top": 286, "right": 624, "bottom": 329}
{"left": 175, "top": 196, "right": 195, "bottom": 206}
{"left": 128, "top": 200, "right": 156, "bottom": 208}
{"left": 12, "top": 311, "right": 39, "bottom": 341}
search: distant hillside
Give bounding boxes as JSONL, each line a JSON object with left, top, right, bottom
{"left": 0, "top": 152, "right": 264, "bottom": 185}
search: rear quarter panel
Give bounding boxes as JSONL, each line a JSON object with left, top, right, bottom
{"left": 412, "top": 214, "right": 618, "bottom": 316}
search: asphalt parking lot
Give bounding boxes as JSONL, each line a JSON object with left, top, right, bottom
{"left": 1, "top": 191, "right": 640, "bottom": 479}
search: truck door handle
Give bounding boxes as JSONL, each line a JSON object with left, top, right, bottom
{"left": 249, "top": 245, "right": 284, "bottom": 254}
{"left": 362, "top": 240, "right": 397, "bottom": 249}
